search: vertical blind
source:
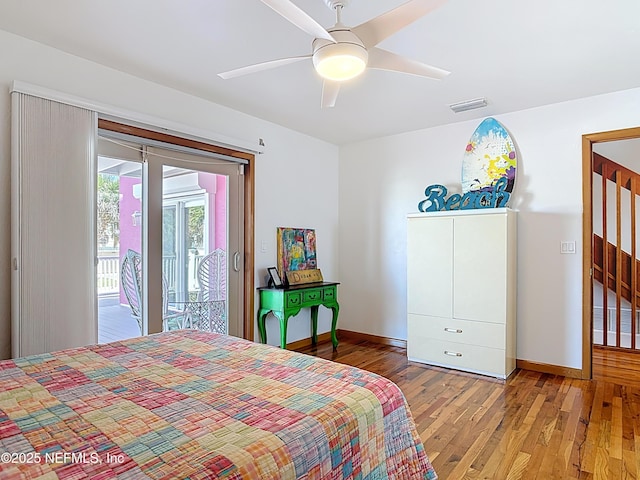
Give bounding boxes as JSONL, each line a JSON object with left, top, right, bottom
{"left": 11, "top": 92, "right": 97, "bottom": 357}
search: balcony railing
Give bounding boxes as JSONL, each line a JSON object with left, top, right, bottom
{"left": 97, "top": 254, "right": 203, "bottom": 296}
{"left": 97, "top": 255, "right": 120, "bottom": 294}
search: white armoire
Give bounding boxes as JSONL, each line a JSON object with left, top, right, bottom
{"left": 406, "top": 208, "right": 517, "bottom": 379}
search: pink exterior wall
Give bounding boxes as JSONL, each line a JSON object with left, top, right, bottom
{"left": 119, "top": 176, "right": 142, "bottom": 303}
{"left": 197, "top": 172, "right": 227, "bottom": 252}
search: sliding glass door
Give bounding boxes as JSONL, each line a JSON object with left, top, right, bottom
{"left": 96, "top": 138, "right": 244, "bottom": 342}
{"left": 96, "top": 138, "right": 144, "bottom": 342}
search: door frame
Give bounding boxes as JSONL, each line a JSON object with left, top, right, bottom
{"left": 98, "top": 119, "right": 255, "bottom": 341}
{"left": 581, "top": 126, "right": 640, "bottom": 379}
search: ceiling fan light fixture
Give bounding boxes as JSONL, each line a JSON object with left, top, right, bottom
{"left": 313, "top": 42, "right": 368, "bottom": 81}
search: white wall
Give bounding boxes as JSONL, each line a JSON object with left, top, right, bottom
{"left": 0, "top": 30, "right": 339, "bottom": 359}
{"left": 339, "top": 87, "right": 640, "bottom": 370}
{"left": 2, "top": 29, "right": 639, "bottom": 370}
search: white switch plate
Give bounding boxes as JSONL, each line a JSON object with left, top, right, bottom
{"left": 260, "top": 240, "right": 267, "bottom": 253}
{"left": 560, "top": 241, "right": 576, "bottom": 254}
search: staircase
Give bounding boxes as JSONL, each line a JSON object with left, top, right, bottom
{"left": 593, "top": 233, "right": 639, "bottom": 305}
{"left": 592, "top": 152, "right": 640, "bottom": 348}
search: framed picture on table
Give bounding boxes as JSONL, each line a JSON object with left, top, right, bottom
{"left": 267, "top": 267, "right": 283, "bottom": 288}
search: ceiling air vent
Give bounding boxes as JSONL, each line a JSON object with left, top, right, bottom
{"left": 449, "top": 97, "right": 487, "bottom": 113}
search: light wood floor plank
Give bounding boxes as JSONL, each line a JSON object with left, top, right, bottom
{"left": 299, "top": 340, "right": 640, "bottom": 479}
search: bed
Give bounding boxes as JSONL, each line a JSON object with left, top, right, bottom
{"left": 0, "top": 330, "right": 436, "bottom": 479}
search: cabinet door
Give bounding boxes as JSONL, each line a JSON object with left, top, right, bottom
{"left": 407, "top": 216, "right": 453, "bottom": 317}
{"left": 453, "top": 214, "right": 507, "bottom": 323}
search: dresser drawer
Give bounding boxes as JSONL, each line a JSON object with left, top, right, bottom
{"left": 408, "top": 314, "right": 505, "bottom": 349}
{"left": 322, "top": 286, "right": 336, "bottom": 301}
{"left": 407, "top": 337, "right": 507, "bottom": 378}
{"left": 285, "top": 292, "right": 302, "bottom": 308}
{"left": 302, "top": 289, "right": 322, "bottom": 303}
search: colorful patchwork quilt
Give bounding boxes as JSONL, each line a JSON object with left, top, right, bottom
{"left": 0, "top": 330, "right": 436, "bottom": 479}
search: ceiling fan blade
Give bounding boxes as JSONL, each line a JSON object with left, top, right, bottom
{"left": 260, "top": 0, "right": 335, "bottom": 42}
{"left": 368, "top": 48, "right": 450, "bottom": 79}
{"left": 352, "top": 0, "right": 447, "bottom": 48}
{"left": 218, "top": 55, "right": 311, "bottom": 79}
{"left": 321, "top": 80, "right": 340, "bottom": 108}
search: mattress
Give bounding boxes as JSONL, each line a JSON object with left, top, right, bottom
{"left": 0, "top": 330, "right": 436, "bottom": 479}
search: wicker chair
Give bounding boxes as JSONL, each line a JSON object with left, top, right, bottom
{"left": 195, "top": 249, "right": 227, "bottom": 332}
{"left": 120, "top": 249, "right": 187, "bottom": 333}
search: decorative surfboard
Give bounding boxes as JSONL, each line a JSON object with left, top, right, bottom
{"left": 461, "top": 117, "right": 516, "bottom": 206}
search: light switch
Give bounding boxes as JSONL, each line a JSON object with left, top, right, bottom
{"left": 261, "top": 240, "right": 267, "bottom": 253}
{"left": 560, "top": 241, "right": 576, "bottom": 254}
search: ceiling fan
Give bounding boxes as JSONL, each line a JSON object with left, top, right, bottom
{"left": 218, "top": 0, "right": 450, "bottom": 108}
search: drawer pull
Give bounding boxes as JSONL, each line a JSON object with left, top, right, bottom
{"left": 444, "top": 328, "right": 463, "bottom": 334}
{"left": 444, "top": 350, "right": 463, "bottom": 357}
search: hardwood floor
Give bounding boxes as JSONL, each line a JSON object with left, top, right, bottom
{"left": 593, "top": 346, "right": 640, "bottom": 387}
{"left": 299, "top": 339, "right": 640, "bottom": 479}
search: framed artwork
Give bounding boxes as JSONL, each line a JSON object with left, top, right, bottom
{"left": 267, "top": 266, "right": 283, "bottom": 288}
{"left": 277, "top": 227, "right": 317, "bottom": 282}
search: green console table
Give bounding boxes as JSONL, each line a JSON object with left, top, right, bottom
{"left": 257, "top": 282, "right": 339, "bottom": 349}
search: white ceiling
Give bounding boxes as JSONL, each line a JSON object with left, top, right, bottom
{"left": 1, "top": 0, "right": 639, "bottom": 145}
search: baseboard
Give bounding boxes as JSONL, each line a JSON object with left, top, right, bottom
{"left": 294, "top": 331, "right": 582, "bottom": 379}
{"left": 288, "top": 330, "right": 405, "bottom": 351}
{"left": 516, "top": 359, "right": 583, "bottom": 379}
{"left": 337, "top": 329, "right": 407, "bottom": 349}
{"left": 287, "top": 332, "right": 333, "bottom": 351}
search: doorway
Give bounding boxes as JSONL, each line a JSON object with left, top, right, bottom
{"left": 96, "top": 119, "right": 255, "bottom": 343}
{"left": 582, "top": 126, "right": 640, "bottom": 379}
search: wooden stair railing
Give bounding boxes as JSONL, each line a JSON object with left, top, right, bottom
{"left": 593, "top": 233, "right": 637, "bottom": 304}
{"left": 593, "top": 153, "right": 640, "bottom": 348}
{"left": 593, "top": 152, "right": 640, "bottom": 188}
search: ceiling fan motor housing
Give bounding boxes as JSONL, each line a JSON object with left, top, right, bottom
{"left": 312, "top": 28, "right": 368, "bottom": 81}
{"left": 323, "top": 0, "right": 349, "bottom": 10}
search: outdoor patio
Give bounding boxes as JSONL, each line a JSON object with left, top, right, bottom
{"left": 98, "top": 293, "right": 226, "bottom": 344}
{"left": 98, "top": 295, "right": 141, "bottom": 343}
{"left": 97, "top": 248, "right": 226, "bottom": 343}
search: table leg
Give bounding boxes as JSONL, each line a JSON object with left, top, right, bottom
{"left": 278, "top": 313, "right": 288, "bottom": 349}
{"left": 203, "top": 303, "right": 211, "bottom": 332}
{"left": 189, "top": 304, "right": 201, "bottom": 330}
{"left": 257, "top": 309, "right": 269, "bottom": 344}
{"left": 183, "top": 310, "right": 193, "bottom": 329}
{"left": 329, "top": 304, "right": 339, "bottom": 350}
{"left": 310, "top": 305, "right": 319, "bottom": 345}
